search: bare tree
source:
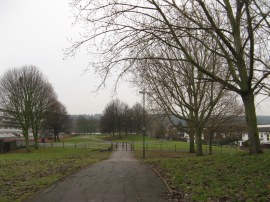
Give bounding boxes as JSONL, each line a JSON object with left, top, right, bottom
{"left": 30, "top": 74, "right": 56, "bottom": 148}
{"left": 69, "top": 0, "right": 270, "bottom": 154}
{"left": 131, "top": 103, "right": 144, "bottom": 135}
{"left": 75, "top": 115, "right": 99, "bottom": 134}
{"left": 43, "top": 99, "right": 70, "bottom": 142}
{"left": 0, "top": 65, "right": 56, "bottom": 151}
{"left": 204, "top": 93, "right": 244, "bottom": 154}
{"left": 100, "top": 99, "right": 122, "bottom": 137}
{"left": 133, "top": 42, "right": 226, "bottom": 156}
{"left": 100, "top": 100, "right": 144, "bottom": 137}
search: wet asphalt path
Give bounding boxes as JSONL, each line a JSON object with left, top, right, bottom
{"left": 27, "top": 148, "right": 168, "bottom": 202}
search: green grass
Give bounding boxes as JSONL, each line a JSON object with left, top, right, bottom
{"left": 137, "top": 150, "right": 270, "bottom": 201}
{"left": 108, "top": 134, "right": 241, "bottom": 154}
{"left": 63, "top": 134, "right": 108, "bottom": 142}
{"left": 60, "top": 134, "right": 242, "bottom": 155}
{"left": 110, "top": 134, "right": 158, "bottom": 142}
{"left": 0, "top": 147, "right": 110, "bottom": 202}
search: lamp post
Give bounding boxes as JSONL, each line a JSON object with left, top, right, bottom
{"left": 139, "top": 89, "right": 146, "bottom": 158}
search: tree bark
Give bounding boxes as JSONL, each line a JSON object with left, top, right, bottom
{"left": 23, "top": 129, "right": 30, "bottom": 152}
{"left": 241, "top": 93, "right": 263, "bottom": 154}
{"left": 209, "top": 132, "right": 213, "bottom": 155}
{"left": 54, "top": 128, "right": 58, "bottom": 142}
{"left": 33, "top": 135, "right": 39, "bottom": 149}
{"left": 189, "top": 131, "right": 195, "bottom": 153}
{"left": 195, "top": 127, "right": 203, "bottom": 156}
{"left": 32, "top": 127, "right": 39, "bottom": 149}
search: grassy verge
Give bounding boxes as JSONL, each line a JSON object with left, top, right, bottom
{"left": 108, "top": 134, "right": 240, "bottom": 155}
{"left": 62, "top": 134, "right": 109, "bottom": 142}
{"left": 135, "top": 150, "right": 270, "bottom": 201}
{"left": 108, "top": 134, "right": 158, "bottom": 142}
{"left": 0, "top": 148, "right": 110, "bottom": 202}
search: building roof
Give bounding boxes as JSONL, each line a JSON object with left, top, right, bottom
{"left": 258, "top": 127, "right": 270, "bottom": 132}
{"left": 257, "top": 116, "right": 270, "bottom": 125}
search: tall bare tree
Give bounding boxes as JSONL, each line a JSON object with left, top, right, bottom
{"left": 30, "top": 74, "right": 56, "bottom": 148}
{"left": 43, "top": 99, "right": 70, "bottom": 142}
{"left": 133, "top": 42, "right": 226, "bottom": 156}
{"left": 69, "top": 0, "right": 270, "bottom": 154}
{"left": 0, "top": 65, "right": 56, "bottom": 151}
{"left": 131, "top": 103, "right": 144, "bottom": 135}
{"left": 204, "top": 93, "right": 244, "bottom": 154}
{"left": 100, "top": 99, "right": 122, "bottom": 137}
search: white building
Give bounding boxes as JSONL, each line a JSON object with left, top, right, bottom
{"left": 239, "top": 125, "right": 270, "bottom": 146}
{"left": 0, "top": 108, "right": 22, "bottom": 138}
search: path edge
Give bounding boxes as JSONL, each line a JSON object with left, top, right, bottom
{"left": 24, "top": 151, "right": 112, "bottom": 202}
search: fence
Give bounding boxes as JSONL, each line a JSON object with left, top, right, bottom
{"left": 130, "top": 141, "right": 247, "bottom": 154}
{"left": 16, "top": 139, "right": 35, "bottom": 148}
{"left": 39, "top": 141, "right": 112, "bottom": 150}
{"left": 8, "top": 139, "right": 268, "bottom": 154}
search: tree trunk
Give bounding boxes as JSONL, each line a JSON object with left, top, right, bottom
{"left": 25, "top": 137, "right": 30, "bottom": 152}
{"left": 195, "top": 127, "right": 203, "bottom": 156}
{"left": 33, "top": 128, "right": 39, "bottom": 149}
{"left": 23, "top": 129, "right": 30, "bottom": 152}
{"left": 54, "top": 128, "right": 57, "bottom": 142}
{"left": 241, "top": 93, "right": 262, "bottom": 154}
{"left": 189, "top": 132, "right": 195, "bottom": 153}
{"left": 209, "top": 132, "right": 213, "bottom": 155}
{"left": 33, "top": 135, "right": 39, "bottom": 149}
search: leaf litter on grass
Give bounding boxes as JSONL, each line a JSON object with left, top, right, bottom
{"left": 141, "top": 151, "right": 270, "bottom": 201}
{"left": 0, "top": 148, "right": 110, "bottom": 202}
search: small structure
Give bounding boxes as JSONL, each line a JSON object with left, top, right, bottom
{"left": 0, "top": 108, "right": 22, "bottom": 137}
{"left": 239, "top": 125, "right": 270, "bottom": 146}
{"left": 0, "top": 140, "right": 17, "bottom": 153}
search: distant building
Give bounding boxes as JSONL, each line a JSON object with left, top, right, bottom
{"left": 0, "top": 108, "right": 22, "bottom": 138}
{"left": 240, "top": 125, "right": 270, "bottom": 146}
{"left": 162, "top": 115, "right": 270, "bottom": 146}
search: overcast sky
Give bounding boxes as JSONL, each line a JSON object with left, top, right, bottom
{"left": 0, "top": 0, "right": 269, "bottom": 115}
{"left": 0, "top": 0, "right": 141, "bottom": 115}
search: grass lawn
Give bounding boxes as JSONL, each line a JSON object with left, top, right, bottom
{"left": 109, "top": 134, "right": 158, "bottom": 142}
{"left": 62, "top": 134, "right": 109, "bottom": 142}
{"left": 108, "top": 134, "right": 240, "bottom": 155}
{"left": 0, "top": 147, "right": 110, "bottom": 202}
{"left": 135, "top": 150, "right": 270, "bottom": 201}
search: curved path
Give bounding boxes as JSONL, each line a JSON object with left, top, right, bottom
{"left": 27, "top": 149, "right": 168, "bottom": 202}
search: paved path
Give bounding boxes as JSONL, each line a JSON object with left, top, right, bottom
{"left": 28, "top": 149, "right": 168, "bottom": 202}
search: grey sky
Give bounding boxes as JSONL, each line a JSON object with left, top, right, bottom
{"left": 0, "top": 0, "right": 269, "bottom": 115}
{"left": 0, "top": 0, "right": 141, "bottom": 115}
